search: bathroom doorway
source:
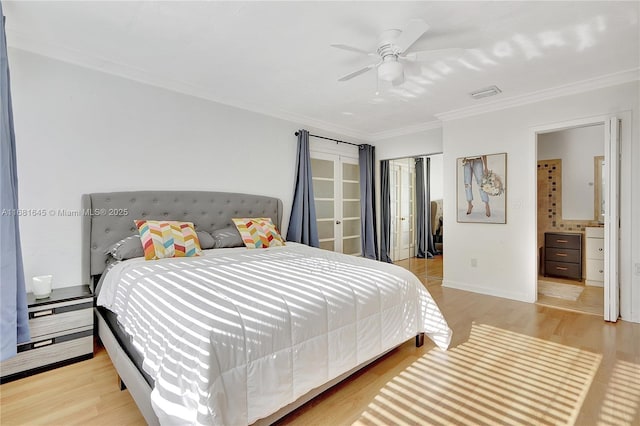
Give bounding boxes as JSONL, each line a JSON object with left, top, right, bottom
{"left": 534, "top": 116, "right": 620, "bottom": 320}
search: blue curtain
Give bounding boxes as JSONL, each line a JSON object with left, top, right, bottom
{"left": 287, "top": 130, "right": 319, "bottom": 247}
{"left": 415, "top": 157, "right": 437, "bottom": 258}
{"left": 379, "top": 160, "right": 392, "bottom": 263}
{"left": 359, "top": 144, "right": 378, "bottom": 259}
{"left": 1, "top": 3, "right": 30, "bottom": 362}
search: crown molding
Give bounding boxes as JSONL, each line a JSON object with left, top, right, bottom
{"left": 6, "top": 30, "right": 370, "bottom": 141}
{"left": 367, "top": 120, "right": 442, "bottom": 141}
{"left": 436, "top": 68, "right": 640, "bottom": 122}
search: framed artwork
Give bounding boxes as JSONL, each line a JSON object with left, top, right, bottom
{"left": 456, "top": 152, "right": 507, "bottom": 224}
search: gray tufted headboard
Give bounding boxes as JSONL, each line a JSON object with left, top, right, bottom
{"left": 81, "top": 191, "right": 283, "bottom": 286}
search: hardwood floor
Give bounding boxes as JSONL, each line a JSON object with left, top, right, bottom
{"left": 536, "top": 276, "right": 604, "bottom": 316}
{"left": 0, "top": 344, "right": 145, "bottom": 425}
{"left": 394, "top": 255, "right": 444, "bottom": 287}
{"left": 2, "top": 256, "right": 638, "bottom": 426}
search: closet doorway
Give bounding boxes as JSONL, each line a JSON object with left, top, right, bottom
{"left": 385, "top": 154, "right": 444, "bottom": 286}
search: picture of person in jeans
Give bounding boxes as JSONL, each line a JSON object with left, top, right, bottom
{"left": 462, "top": 155, "right": 491, "bottom": 217}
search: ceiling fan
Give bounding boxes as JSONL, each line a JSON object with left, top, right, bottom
{"left": 331, "top": 19, "right": 462, "bottom": 86}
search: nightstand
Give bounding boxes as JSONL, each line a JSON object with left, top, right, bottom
{"left": 0, "top": 285, "right": 94, "bottom": 383}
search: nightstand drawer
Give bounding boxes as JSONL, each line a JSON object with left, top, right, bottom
{"left": 545, "top": 247, "right": 580, "bottom": 263}
{"left": 1, "top": 334, "right": 93, "bottom": 378}
{"left": 29, "top": 304, "right": 93, "bottom": 339}
{"left": 545, "top": 261, "right": 581, "bottom": 279}
{"left": 545, "top": 233, "right": 581, "bottom": 249}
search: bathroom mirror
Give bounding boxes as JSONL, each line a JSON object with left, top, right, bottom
{"left": 594, "top": 156, "right": 604, "bottom": 223}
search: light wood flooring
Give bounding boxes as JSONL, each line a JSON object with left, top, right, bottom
{"left": 394, "top": 254, "right": 444, "bottom": 287}
{"left": 2, "top": 256, "right": 638, "bottom": 426}
{"left": 536, "top": 275, "right": 604, "bottom": 317}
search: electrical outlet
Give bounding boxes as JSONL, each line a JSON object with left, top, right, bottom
{"left": 635, "top": 263, "right": 640, "bottom": 276}
{"left": 471, "top": 258, "right": 478, "bottom": 267}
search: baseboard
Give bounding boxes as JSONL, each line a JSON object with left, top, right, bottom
{"left": 442, "top": 280, "right": 534, "bottom": 303}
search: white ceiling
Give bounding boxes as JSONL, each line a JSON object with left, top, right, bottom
{"left": 4, "top": 1, "right": 639, "bottom": 139}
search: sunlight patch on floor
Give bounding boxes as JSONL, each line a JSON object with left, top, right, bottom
{"left": 354, "top": 323, "right": 602, "bottom": 426}
{"left": 597, "top": 359, "right": 640, "bottom": 425}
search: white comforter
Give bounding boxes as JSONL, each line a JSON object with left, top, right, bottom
{"left": 97, "top": 243, "right": 451, "bottom": 425}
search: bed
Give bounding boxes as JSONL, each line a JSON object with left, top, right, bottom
{"left": 83, "top": 191, "right": 452, "bottom": 425}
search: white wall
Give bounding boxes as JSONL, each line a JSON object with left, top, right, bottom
{"left": 373, "top": 129, "right": 443, "bottom": 200}
{"left": 9, "top": 49, "right": 353, "bottom": 290}
{"left": 442, "top": 81, "right": 639, "bottom": 322}
{"left": 374, "top": 127, "right": 443, "bottom": 160}
{"left": 538, "top": 124, "right": 604, "bottom": 220}
{"left": 428, "top": 154, "right": 443, "bottom": 201}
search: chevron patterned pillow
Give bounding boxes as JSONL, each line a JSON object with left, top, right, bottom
{"left": 232, "top": 218, "right": 285, "bottom": 249}
{"left": 134, "top": 220, "right": 202, "bottom": 260}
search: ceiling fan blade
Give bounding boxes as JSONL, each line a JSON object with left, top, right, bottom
{"left": 330, "top": 43, "right": 376, "bottom": 56}
{"left": 401, "top": 48, "right": 466, "bottom": 61}
{"left": 338, "top": 63, "right": 378, "bottom": 81}
{"left": 394, "top": 19, "right": 429, "bottom": 54}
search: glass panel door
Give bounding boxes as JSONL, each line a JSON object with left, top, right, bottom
{"left": 391, "top": 163, "right": 402, "bottom": 260}
{"left": 342, "top": 160, "right": 361, "bottom": 256}
{"left": 311, "top": 157, "right": 335, "bottom": 252}
{"left": 408, "top": 162, "right": 416, "bottom": 258}
{"left": 310, "top": 152, "right": 361, "bottom": 255}
{"left": 390, "top": 158, "right": 415, "bottom": 261}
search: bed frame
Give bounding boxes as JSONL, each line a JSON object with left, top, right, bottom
{"left": 82, "top": 190, "right": 423, "bottom": 425}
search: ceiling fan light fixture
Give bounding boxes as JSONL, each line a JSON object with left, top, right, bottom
{"left": 378, "top": 60, "right": 403, "bottom": 82}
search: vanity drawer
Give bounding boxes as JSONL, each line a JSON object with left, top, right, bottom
{"left": 586, "top": 227, "right": 604, "bottom": 238}
{"left": 586, "top": 237, "right": 604, "bottom": 259}
{"left": 586, "top": 260, "right": 605, "bottom": 281}
{"left": 545, "top": 261, "right": 581, "bottom": 280}
{"left": 545, "top": 247, "right": 581, "bottom": 264}
{"left": 545, "top": 233, "right": 581, "bottom": 249}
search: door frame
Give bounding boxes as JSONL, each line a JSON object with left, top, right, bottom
{"left": 530, "top": 114, "right": 619, "bottom": 321}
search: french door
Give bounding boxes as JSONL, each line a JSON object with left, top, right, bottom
{"left": 311, "top": 152, "right": 361, "bottom": 255}
{"left": 390, "top": 159, "right": 415, "bottom": 261}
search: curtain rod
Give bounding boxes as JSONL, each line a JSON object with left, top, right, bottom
{"left": 295, "top": 131, "right": 362, "bottom": 147}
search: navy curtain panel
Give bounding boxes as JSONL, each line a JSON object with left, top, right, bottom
{"left": 287, "top": 129, "right": 319, "bottom": 247}
{"left": 1, "top": 4, "right": 30, "bottom": 362}
{"left": 359, "top": 144, "right": 378, "bottom": 260}
{"left": 379, "top": 160, "right": 392, "bottom": 263}
{"left": 415, "top": 157, "right": 437, "bottom": 259}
